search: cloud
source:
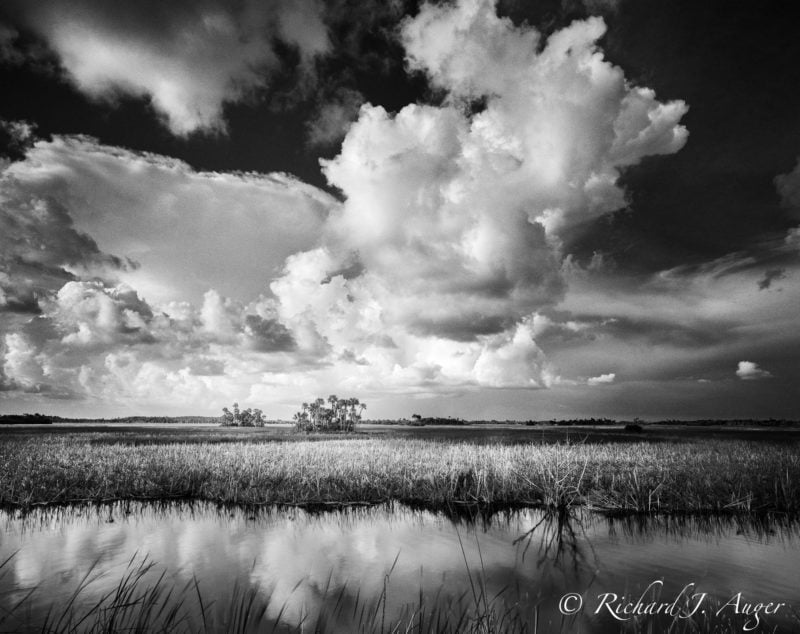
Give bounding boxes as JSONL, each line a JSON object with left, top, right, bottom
{"left": 0, "top": 23, "right": 23, "bottom": 64}
{"left": 0, "top": 162, "right": 127, "bottom": 316}
{"left": 736, "top": 361, "right": 772, "bottom": 381}
{"left": 3, "top": 135, "right": 335, "bottom": 305}
{"left": 2, "top": 0, "right": 331, "bottom": 135}
{"left": 0, "top": 134, "right": 337, "bottom": 410}
{"left": 775, "top": 157, "right": 800, "bottom": 212}
{"left": 775, "top": 159, "right": 800, "bottom": 250}
{"left": 587, "top": 372, "right": 615, "bottom": 385}
{"left": 306, "top": 88, "right": 364, "bottom": 147}
{"left": 270, "top": 0, "right": 688, "bottom": 390}
{"left": 553, "top": 250, "right": 799, "bottom": 387}
{"left": 0, "top": 119, "right": 37, "bottom": 164}
{"left": 757, "top": 268, "right": 786, "bottom": 290}
{"left": 2, "top": 332, "right": 44, "bottom": 389}
{"left": 2, "top": 0, "right": 695, "bottom": 413}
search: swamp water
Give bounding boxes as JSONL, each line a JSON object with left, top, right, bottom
{"left": 0, "top": 503, "right": 798, "bottom": 633}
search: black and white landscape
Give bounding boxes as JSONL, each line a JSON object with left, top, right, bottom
{"left": 1, "top": 1, "right": 799, "bottom": 632}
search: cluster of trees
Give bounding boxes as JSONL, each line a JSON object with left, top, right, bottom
{"left": 0, "top": 413, "right": 53, "bottom": 425}
{"left": 410, "top": 414, "right": 466, "bottom": 426}
{"left": 220, "top": 403, "right": 266, "bottom": 427}
{"left": 293, "top": 396, "right": 365, "bottom": 432}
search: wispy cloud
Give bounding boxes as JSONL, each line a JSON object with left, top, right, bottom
{"left": 2, "top": 0, "right": 331, "bottom": 135}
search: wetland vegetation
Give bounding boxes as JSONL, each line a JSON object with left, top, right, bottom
{"left": 2, "top": 422, "right": 799, "bottom": 632}
{"left": 1, "top": 426, "right": 799, "bottom": 514}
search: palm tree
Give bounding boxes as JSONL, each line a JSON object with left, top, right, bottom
{"left": 314, "top": 397, "right": 325, "bottom": 430}
{"left": 328, "top": 394, "right": 340, "bottom": 429}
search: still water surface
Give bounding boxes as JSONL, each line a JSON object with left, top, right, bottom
{"left": 1, "top": 503, "right": 798, "bottom": 632}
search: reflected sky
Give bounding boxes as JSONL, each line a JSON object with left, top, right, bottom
{"left": 1, "top": 504, "right": 798, "bottom": 632}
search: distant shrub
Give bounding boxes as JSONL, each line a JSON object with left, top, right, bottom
{"left": 220, "top": 403, "right": 266, "bottom": 427}
{"left": 624, "top": 423, "right": 644, "bottom": 433}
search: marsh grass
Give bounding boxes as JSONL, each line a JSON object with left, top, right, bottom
{"left": 1, "top": 436, "right": 799, "bottom": 514}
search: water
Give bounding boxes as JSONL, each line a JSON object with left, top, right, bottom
{"left": 0, "top": 503, "right": 798, "bottom": 632}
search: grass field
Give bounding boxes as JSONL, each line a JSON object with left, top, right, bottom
{"left": 1, "top": 424, "right": 798, "bottom": 514}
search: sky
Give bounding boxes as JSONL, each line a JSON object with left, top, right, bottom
{"left": 1, "top": 0, "right": 798, "bottom": 420}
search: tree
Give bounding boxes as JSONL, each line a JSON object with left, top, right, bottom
{"left": 220, "top": 403, "right": 266, "bottom": 427}
{"left": 292, "top": 395, "right": 365, "bottom": 432}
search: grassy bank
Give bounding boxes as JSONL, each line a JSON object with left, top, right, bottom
{"left": 1, "top": 436, "right": 799, "bottom": 513}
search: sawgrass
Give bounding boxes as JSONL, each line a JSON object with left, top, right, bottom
{"left": 1, "top": 436, "right": 798, "bottom": 514}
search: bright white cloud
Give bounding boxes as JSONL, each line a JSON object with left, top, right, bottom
{"left": 736, "top": 361, "right": 772, "bottom": 381}
{"left": 0, "top": 135, "right": 333, "bottom": 409}
{"left": 3, "top": 332, "right": 44, "bottom": 389}
{"left": 7, "top": 0, "right": 330, "bottom": 135}
{"left": 2, "top": 0, "right": 694, "bottom": 414}
{"left": 4, "top": 136, "right": 335, "bottom": 305}
{"left": 588, "top": 373, "right": 615, "bottom": 385}
{"left": 270, "top": 0, "right": 688, "bottom": 392}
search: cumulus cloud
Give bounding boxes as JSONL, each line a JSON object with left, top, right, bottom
{"left": 270, "top": 0, "right": 688, "bottom": 390}
{"left": 2, "top": 0, "right": 693, "bottom": 411}
{"left": 4, "top": 135, "right": 335, "bottom": 305}
{"left": 0, "top": 280, "right": 308, "bottom": 406}
{"left": 736, "top": 361, "right": 772, "bottom": 381}
{"left": 0, "top": 134, "right": 334, "bottom": 409}
{"left": 587, "top": 372, "right": 615, "bottom": 385}
{"left": 2, "top": 0, "right": 330, "bottom": 135}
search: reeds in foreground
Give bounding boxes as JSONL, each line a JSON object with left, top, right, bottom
{"left": 1, "top": 541, "right": 796, "bottom": 634}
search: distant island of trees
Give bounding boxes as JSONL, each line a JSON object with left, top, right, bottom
{"left": 0, "top": 413, "right": 54, "bottom": 424}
